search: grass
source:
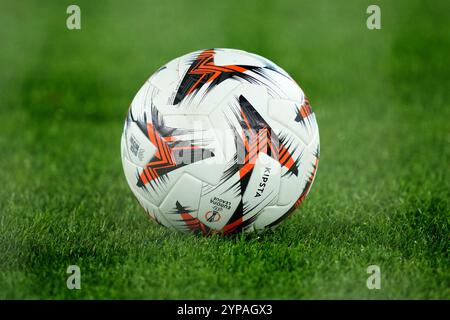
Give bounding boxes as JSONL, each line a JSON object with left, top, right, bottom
{"left": 0, "top": 0, "right": 449, "bottom": 299}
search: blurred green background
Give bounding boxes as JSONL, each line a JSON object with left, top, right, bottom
{"left": 0, "top": 0, "right": 448, "bottom": 299}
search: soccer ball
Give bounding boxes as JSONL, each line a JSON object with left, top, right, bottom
{"left": 121, "top": 48, "right": 319, "bottom": 235}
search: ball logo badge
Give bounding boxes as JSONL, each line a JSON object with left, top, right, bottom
{"left": 205, "top": 211, "right": 221, "bottom": 223}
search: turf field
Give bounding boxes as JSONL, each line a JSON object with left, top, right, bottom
{"left": 0, "top": 0, "right": 449, "bottom": 299}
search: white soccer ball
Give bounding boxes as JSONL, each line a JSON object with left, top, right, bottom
{"left": 121, "top": 48, "right": 319, "bottom": 235}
